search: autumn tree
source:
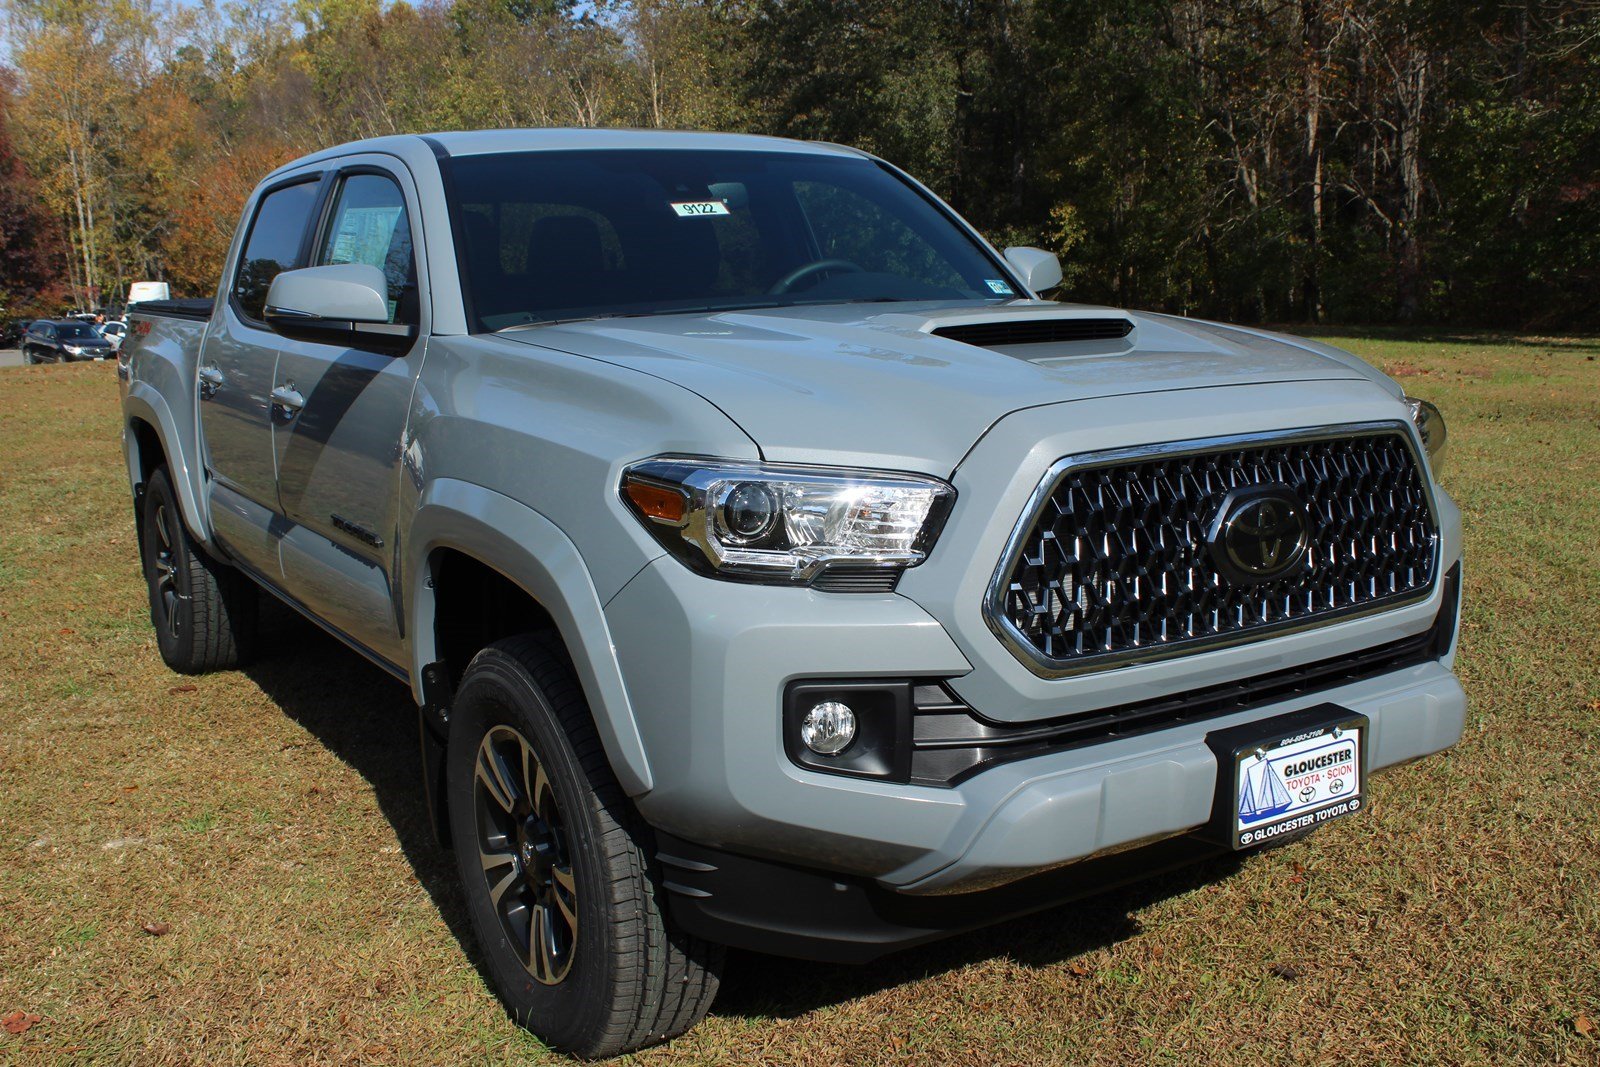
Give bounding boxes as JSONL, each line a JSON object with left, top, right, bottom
{"left": 0, "top": 70, "right": 67, "bottom": 320}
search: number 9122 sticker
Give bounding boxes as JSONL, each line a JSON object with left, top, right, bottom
{"left": 671, "top": 201, "right": 730, "bottom": 218}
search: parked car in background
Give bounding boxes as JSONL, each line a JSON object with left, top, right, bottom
{"left": 25, "top": 319, "right": 116, "bottom": 363}
{"left": 98, "top": 320, "right": 128, "bottom": 350}
{"left": 3, "top": 318, "right": 35, "bottom": 346}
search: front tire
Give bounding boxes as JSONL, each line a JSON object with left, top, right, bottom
{"left": 447, "top": 637, "right": 722, "bottom": 1058}
{"left": 139, "top": 466, "right": 257, "bottom": 673}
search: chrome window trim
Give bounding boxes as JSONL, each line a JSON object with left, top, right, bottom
{"left": 983, "top": 421, "right": 1442, "bottom": 680}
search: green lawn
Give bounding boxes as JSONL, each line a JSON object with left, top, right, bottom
{"left": 1, "top": 332, "right": 1597, "bottom": 1065}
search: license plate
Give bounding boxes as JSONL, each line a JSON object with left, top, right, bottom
{"left": 1205, "top": 705, "right": 1367, "bottom": 850}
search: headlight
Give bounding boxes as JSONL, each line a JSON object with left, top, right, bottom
{"left": 620, "top": 457, "right": 955, "bottom": 585}
{"left": 1406, "top": 396, "right": 1447, "bottom": 470}
{"left": 63, "top": 344, "right": 83, "bottom": 355}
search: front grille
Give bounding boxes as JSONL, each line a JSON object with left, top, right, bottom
{"left": 931, "top": 317, "right": 1133, "bottom": 347}
{"left": 989, "top": 425, "right": 1439, "bottom": 676}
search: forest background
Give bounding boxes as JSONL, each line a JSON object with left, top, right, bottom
{"left": 0, "top": 0, "right": 1596, "bottom": 329}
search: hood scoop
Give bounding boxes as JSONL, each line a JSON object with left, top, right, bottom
{"left": 929, "top": 315, "right": 1134, "bottom": 348}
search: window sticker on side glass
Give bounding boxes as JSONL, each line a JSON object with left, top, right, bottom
{"left": 671, "top": 201, "right": 731, "bottom": 218}
{"left": 985, "top": 279, "right": 1015, "bottom": 295}
{"left": 329, "top": 206, "right": 402, "bottom": 267}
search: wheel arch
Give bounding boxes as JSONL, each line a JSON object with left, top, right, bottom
{"left": 124, "top": 386, "right": 211, "bottom": 546}
{"left": 408, "top": 478, "right": 654, "bottom": 799}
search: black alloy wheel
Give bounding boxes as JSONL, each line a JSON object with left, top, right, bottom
{"left": 148, "top": 497, "right": 182, "bottom": 643}
{"left": 447, "top": 637, "right": 722, "bottom": 1058}
{"left": 137, "top": 466, "right": 256, "bottom": 673}
{"left": 474, "top": 723, "right": 579, "bottom": 985}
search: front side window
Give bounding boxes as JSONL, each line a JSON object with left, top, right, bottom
{"left": 449, "top": 149, "right": 1014, "bottom": 331}
{"left": 315, "top": 173, "right": 417, "bottom": 324}
{"left": 232, "top": 179, "right": 320, "bottom": 322}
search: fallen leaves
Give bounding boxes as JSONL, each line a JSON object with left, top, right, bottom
{"left": 1574, "top": 1014, "right": 1595, "bottom": 1038}
{"left": 168, "top": 684, "right": 197, "bottom": 694}
{"left": 2, "top": 1011, "right": 41, "bottom": 1035}
{"left": 1067, "top": 960, "right": 1093, "bottom": 978}
{"left": 1268, "top": 963, "right": 1304, "bottom": 981}
{"left": 140, "top": 921, "right": 171, "bottom": 937}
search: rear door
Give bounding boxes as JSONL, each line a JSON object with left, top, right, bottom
{"left": 197, "top": 171, "right": 324, "bottom": 575}
{"left": 271, "top": 159, "right": 428, "bottom": 663}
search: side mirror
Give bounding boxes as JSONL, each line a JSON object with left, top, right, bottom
{"left": 263, "top": 264, "right": 416, "bottom": 353}
{"left": 1003, "top": 246, "right": 1063, "bottom": 293}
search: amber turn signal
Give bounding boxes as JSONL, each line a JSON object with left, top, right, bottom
{"left": 624, "top": 480, "right": 688, "bottom": 524}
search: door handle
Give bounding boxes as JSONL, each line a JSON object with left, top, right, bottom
{"left": 198, "top": 364, "right": 224, "bottom": 399}
{"left": 271, "top": 383, "right": 305, "bottom": 421}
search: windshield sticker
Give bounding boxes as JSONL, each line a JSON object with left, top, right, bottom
{"left": 985, "top": 279, "right": 1015, "bottom": 295}
{"left": 671, "top": 201, "right": 731, "bottom": 218}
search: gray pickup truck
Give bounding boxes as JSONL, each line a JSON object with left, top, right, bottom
{"left": 119, "top": 129, "right": 1463, "bottom": 1057}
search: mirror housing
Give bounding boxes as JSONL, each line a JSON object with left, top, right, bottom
{"left": 263, "top": 264, "right": 416, "bottom": 353}
{"left": 1003, "top": 246, "right": 1063, "bottom": 293}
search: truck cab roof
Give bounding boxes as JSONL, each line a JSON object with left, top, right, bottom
{"left": 267, "top": 128, "right": 868, "bottom": 182}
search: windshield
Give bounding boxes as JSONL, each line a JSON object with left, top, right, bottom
{"left": 58, "top": 323, "right": 100, "bottom": 339}
{"left": 447, "top": 149, "right": 1019, "bottom": 331}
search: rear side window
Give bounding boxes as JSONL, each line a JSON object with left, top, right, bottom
{"left": 232, "top": 180, "right": 320, "bottom": 323}
{"left": 315, "top": 173, "right": 418, "bottom": 324}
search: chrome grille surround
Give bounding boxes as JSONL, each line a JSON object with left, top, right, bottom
{"left": 985, "top": 423, "right": 1440, "bottom": 678}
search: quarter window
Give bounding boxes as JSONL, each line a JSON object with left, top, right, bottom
{"left": 316, "top": 173, "right": 417, "bottom": 324}
{"left": 233, "top": 180, "right": 320, "bottom": 323}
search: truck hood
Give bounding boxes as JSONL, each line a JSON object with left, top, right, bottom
{"left": 499, "top": 301, "right": 1398, "bottom": 473}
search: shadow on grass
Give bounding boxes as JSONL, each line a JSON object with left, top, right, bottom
{"left": 711, "top": 855, "right": 1243, "bottom": 1021}
{"left": 239, "top": 601, "right": 1245, "bottom": 1024}
{"left": 240, "top": 601, "right": 481, "bottom": 964}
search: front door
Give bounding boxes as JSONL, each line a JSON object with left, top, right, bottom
{"left": 272, "top": 165, "right": 427, "bottom": 664}
{"left": 197, "top": 174, "right": 324, "bottom": 574}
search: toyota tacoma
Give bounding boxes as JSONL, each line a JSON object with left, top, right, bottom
{"left": 118, "top": 129, "right": 1462, "bottom": 1057}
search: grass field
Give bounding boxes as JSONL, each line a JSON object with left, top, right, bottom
{"left": 1, "top": 332, "right": 1597, "bottom": 1065}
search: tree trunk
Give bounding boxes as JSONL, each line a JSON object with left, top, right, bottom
{"left": 1395, "top": 44, "right": 1428, "bottom": 321}
{"left": 1302, "top": 0, "right": 1325, "bottom": 322}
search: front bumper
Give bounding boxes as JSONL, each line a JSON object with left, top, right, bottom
{"left": 606, "top": 548, "right": 1465, "bottom": 896}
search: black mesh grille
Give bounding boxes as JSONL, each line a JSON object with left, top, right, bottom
{"left": 932, "top": 317, "right": 1133, "bottom": 347}
{"left": 992, "top": 429, "right": 1438, "bottom": 672}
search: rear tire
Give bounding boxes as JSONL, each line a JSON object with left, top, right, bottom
{"left": 139, "top": 466, "right": 257, "bottom": 673}
{"left": 447, "top": 637, "right": 723, "bottom": 1058}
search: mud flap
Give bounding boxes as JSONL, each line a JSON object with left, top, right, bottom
{"left": 418, "top": 661, "right": 455, "bottom": 848}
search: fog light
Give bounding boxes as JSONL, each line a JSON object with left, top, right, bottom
{"left": 800, "top": 701, "right": 856, "bottom": 755}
